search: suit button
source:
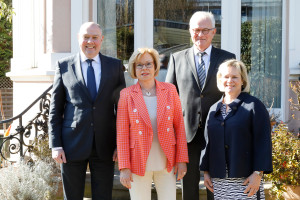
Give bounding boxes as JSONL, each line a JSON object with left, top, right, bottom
{"left": 200, "top": 95, "right": 204, "bottom": 98}
{"left": 167, "top": 128, "right": 170, "bottom": 132}
{"left": 133, "top": 109, "right": 137, "bottom": 112}
{"left": 167, "top": 106, "right": 170, "bottom": 109}
{"left": 221, "top": 122, "right": 224, "bottom": 126}
{"left": 225, "top": 145, "right": 229, "bottom": 149}
{"left": 136, "top": 120, "right": 139, "bottom": 124}
{"left": 168, "top": 116, "right": 170, "bottom": 120}
{"left": 233, "top": 106, "right": 237, "bottom": 110}
{"left": 91, "top": 123, "right": 94, "bottom": 126}
{"left": 139, "top": 131, "right": 142, "bottom": 135}
{"left": 93, "top": 107, "right": 96, "bottom": 110}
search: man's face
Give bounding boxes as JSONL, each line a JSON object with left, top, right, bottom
{"left": 78, "top": 24, "right": 104, "bottom": 59}
{"left": 189, "top": 18, "right": 216, "bottom": 51}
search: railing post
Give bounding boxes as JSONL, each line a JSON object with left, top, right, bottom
{"left": 19, "top": 117, "right": 23, "bottom": 158}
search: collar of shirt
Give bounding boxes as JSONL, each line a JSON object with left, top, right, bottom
{"left": 193, "top": 45, "right": 212, "bottom": 74}
{"left": 80, "top": 52, "right": 101, "bottom": 64}
{"left": 80, "top": 53, "right": 101, "bottom": 91}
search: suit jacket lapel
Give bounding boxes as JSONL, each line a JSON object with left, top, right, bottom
{"left": 95, "top": 53, "right": 108, "bottom": 101}
{"left": 131, "top": 82, "right": 152, "bottom": 129}
{"left": 73, "top": 53, "right": 92, "bottom": 99}
{"left": 156, "top": 80, "right": 167, "bottom": 128}
{"left": 186, "top": 47, "right": 201, "bottom": 89}
{"left": 205, "top": 46, "right": 219, "bottom": 87}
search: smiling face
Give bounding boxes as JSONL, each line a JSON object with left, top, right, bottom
{"left": 78, "top": 23, "right": 104, "bottom": 59}
{"left": 135, "top": 53, "right": 156, "bottom": 83}
{"left": 189, "top": 17, "right": 216, "bottom": 51}
{"left": 220, "top": 66, "right": 243, "bottom": 97}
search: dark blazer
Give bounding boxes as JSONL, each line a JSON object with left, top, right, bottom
{"left": 200, "top": 92, "right": 273, "bottom": 178}
{"left": 49, "top": 53, "right": 126, "bottom": 161}
{"left": 165, "top": 46, "right": 235, "bottom": 142}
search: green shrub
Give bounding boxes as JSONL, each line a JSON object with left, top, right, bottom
{"left": 0, "top": 0, "right": 13, "bottom": 77}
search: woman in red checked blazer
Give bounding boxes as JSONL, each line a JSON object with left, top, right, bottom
{"left": 117, "top": 48, "right": 188, "bottom": 200}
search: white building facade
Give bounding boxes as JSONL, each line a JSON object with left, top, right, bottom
{"left": 7, "top": 0, "right": 300, "bottom": 131}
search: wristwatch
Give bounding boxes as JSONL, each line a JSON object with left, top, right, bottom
{"left": 254, "top": 171, "right": 263, "bottom": 177}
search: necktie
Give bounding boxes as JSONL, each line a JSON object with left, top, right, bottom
{"left": 86, "top": 59, "right": 97, "bottom": 101}
{"left": 197, "top": 52, "right": 206, "bottom": 88}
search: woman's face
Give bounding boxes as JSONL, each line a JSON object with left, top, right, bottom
{"left": 135, "top": 53, "right": 155, "bottom": 83}
{"left": 220, "top": 66, "right": 243, "bottom": 97}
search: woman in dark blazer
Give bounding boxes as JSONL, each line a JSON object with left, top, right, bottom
{"left": 200, "top": 59, "right": 272, "bottom": 199}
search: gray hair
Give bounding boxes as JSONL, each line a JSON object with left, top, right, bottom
{"left": 189, "top": 11, "right": 215, "bottom": 28}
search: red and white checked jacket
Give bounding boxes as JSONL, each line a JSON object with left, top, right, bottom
{"left": 117, "top": 80, "right": 188, "bottom": 176}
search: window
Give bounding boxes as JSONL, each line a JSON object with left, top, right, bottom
{"left": 241, "top": 0, "right": 282, "bottom": 108}
{"left": 97, "top": 0, "right": 134, "bottom": 62}
{"left": 153, "top": 0, "right": 221, "bottom": 56}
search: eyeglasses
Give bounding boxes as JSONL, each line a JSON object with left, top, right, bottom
{"left": 136, "top": 62, "right": 153, "bottom": 69}
{"left": 191, "top": 28, "right": 215, "bottom": 35}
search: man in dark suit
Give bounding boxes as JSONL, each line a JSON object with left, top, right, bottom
{"left": 49, "top": 22, "right": 126, "bottom": 200}
{"left": 165, "top": 11, "right": 236, "bottom": 200}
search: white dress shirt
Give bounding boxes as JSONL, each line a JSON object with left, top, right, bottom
{"left": 193, "top": 45, "right": 212, "bottom": 75}
{"left": 80, "top": 53, "right": 102, "bottom": 92}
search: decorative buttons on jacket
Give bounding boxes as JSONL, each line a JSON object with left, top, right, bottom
{"left": 167, "top": 106, "right": 170, "bottom": 109}
{"left": 168, "top": 116, "right": 170, "bottom": 120}
{"left": 133, "top": 109, "right": 137, "bottom": 112}
{"left": 167, "top": 128, "right": 170, "bottom": 132}
{"left": 139, "top": 131, "right": 142, "bottom": 135}
{"left": 136, "top": 120, "right": 139, "bottom": 124}
{"left": 221, "top": 122, "right": 224, "bottom": 126}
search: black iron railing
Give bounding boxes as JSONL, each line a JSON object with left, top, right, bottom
{"left": 0, "top": 85, "right": 52, "bottom": 163}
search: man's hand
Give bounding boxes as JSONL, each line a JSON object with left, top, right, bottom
{"left": 113, "top": 148, "right": 118, "bottom": 162}
{"left": 174, "top": 162, "right": 187, "bottom": 180}
{"left": 120, "top": 168, "right": 133, "bottom": 189}
{"left": 52, "top": 149, "right": 67, "bottom": 164}
{"left": 204, "top": 171, "right": 214, "bottom": 193}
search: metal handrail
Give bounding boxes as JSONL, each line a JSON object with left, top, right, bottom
{"left": 0, "top": 85, "right": 53, "bottom": 124}
{"left": 0, "top": 85, "right": 53, "bottom": 163}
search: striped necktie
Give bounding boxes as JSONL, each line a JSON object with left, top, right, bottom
{"left": 86, "top": 59, "right": 97, "bottom": 101}
{"left": 197, "top": 52, "right": 206, "bottom": 88}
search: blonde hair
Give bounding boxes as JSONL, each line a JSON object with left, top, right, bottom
{"left": 217, "top": 59, "right": 250, "bottom": 93}
{"left": 128, "top": 48, "right": 160, "bottom": 79}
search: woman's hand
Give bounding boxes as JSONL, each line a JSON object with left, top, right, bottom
{"left": 174, "top": 162, "right": 187, "bottom": 180}
{"left": 243, "top": 172, "right": 262, "bottom": 197}
{"left": 203, "top": 171, "right": 214, "bottom": 193}
{"left": 120, "top": 168, "right": 133, "bottom": 189}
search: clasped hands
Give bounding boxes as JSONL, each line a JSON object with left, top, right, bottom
{"left": 203, "top": 171, "right": 262, "bottom": 197}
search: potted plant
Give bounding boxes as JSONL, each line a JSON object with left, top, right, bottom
{"left": 264, "top": 123, "right": 300, "bottom": 200}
